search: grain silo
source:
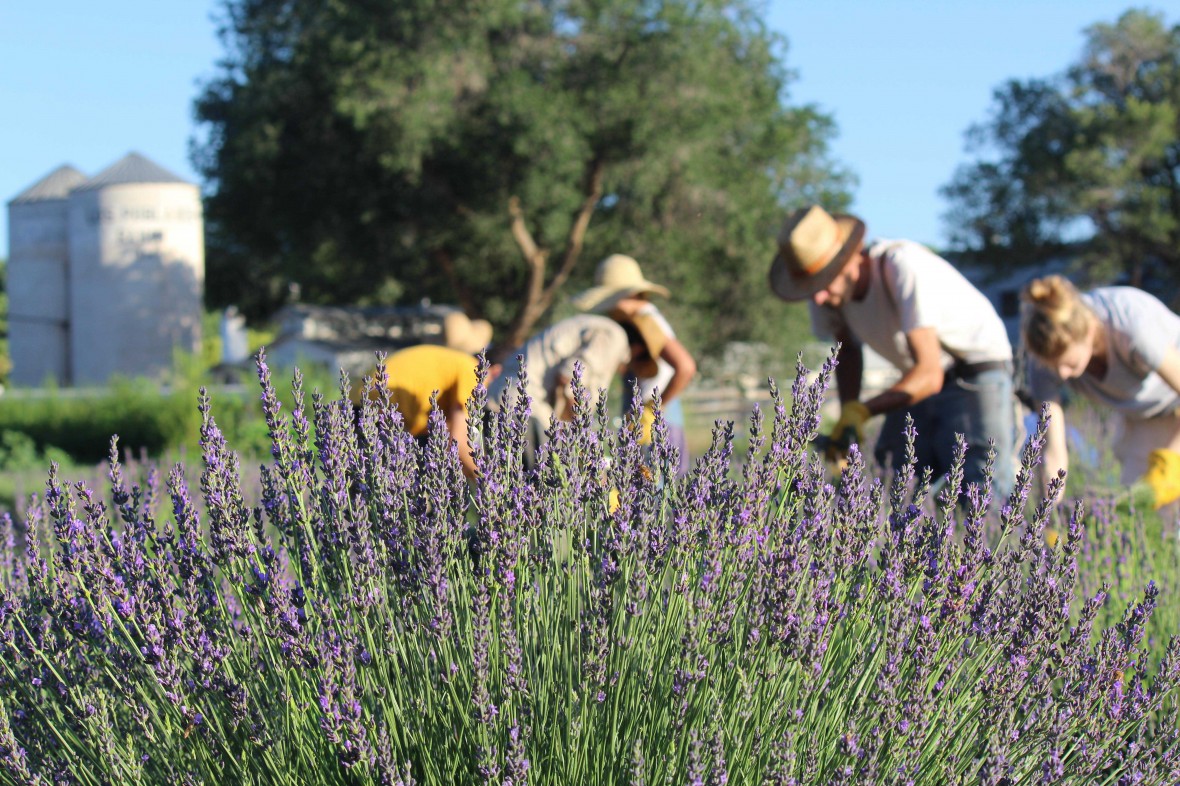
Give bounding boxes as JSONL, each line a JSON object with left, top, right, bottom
{"left": 66, "top": 152, "right": 204, "bottom": 384}
{"left": 7, "top": 165, "right": 88, "bottom": 385}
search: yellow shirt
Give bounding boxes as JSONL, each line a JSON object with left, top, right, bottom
{"left": 357, "top": 345, "right": 479, "bottom": 436}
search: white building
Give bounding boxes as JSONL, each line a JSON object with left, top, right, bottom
{"left": 7, "top": 153, "right": 204, "bottom": 385}
{"left": 267, "top": 302, "right": 469, "bottom": 381}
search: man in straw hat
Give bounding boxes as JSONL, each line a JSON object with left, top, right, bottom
{"left": 572, "top": 254, "right": 697, "bottom": 473}
{"left": 488, "top": 311, "right": 668, "bottom": 468}
{"left": 352, "top": 310, "right": 495, "bottom": 478}
{"left": 769, "top": 205, "right": 1017, "bottom": 497}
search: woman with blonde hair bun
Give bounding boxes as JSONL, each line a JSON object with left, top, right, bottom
{"left": 1022, "top": 274, "right": 1180, "bottom": 507}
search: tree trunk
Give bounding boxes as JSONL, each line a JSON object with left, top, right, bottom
{"left": 496, "top": 158, "right": 605, "bottom": 362}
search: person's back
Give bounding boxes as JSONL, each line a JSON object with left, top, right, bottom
{"left": 489, "top": 314, "right": 631, "bottom": 423}
{"left": 360, "top": 345, "right": 479, "bottom": 437}
{"left": 810, "top": 239, "right": 1011, "bottom": 372}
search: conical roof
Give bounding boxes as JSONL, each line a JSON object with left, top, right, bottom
{"left": 8, "top": 165, "right": 88, "bottom": 205}
{"left": 73, "top": 152, "right": 190, "bottom": 192}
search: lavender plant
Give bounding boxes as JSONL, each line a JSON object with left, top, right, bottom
{"left": 0, "top": 348, "right": 1177, "bottom": 785}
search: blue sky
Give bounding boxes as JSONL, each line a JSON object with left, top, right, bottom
{"left": 0, "top": 1, "right": 1166, "bottom": 253}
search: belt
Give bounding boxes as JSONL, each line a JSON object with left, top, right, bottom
{"left": 945, "top": 359, "right": 1012, "bottom": 383}
{"left": 1152, "top": 404, "right": 1180, "bottom": 421}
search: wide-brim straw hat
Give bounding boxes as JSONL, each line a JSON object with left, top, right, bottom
{"left": 768, "top": 205, "right": 866, "bottom": 301}
{"left": 443, "top": 311, "right": 493, "bottom": 355}
{"left": 571, "top": 254, "right": 671, "bottom": 313}
{"left": 610, "top": 308, "right": 667, "bottom": 379}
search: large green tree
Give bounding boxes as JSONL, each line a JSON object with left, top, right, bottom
{"left": 193, "top": 0, "right": 852, "bottom": 356}
{"left": 942, "top": 9, "right": 1180, "bottom": 293}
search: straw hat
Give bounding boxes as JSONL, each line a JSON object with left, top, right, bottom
{"left": 768, "top": 205, "right": 866, "bottom": 301}
{"left": 571, "top": 254, "right": 671, "bottom": 313}
{"left": 442, "top": 311, "right": 493, "bottom": 355}
{"left": 611, "top": 308, "right": 667, "bottom": 379}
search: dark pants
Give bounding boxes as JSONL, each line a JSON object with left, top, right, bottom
{"left": 874, "top": 368, "right": 1016, "bottom": 499}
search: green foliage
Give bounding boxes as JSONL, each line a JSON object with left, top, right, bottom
{"left": 1, "top": 359, "right": 1177, "bottom": 783}
{"left": 0, "top": 378, "right": 196, "bottom": 464}
{"left": 200, "top": 309, "right": 225, "bottom": 371}
{"left": 194, "top": 0, "right": 853, "bottom": 356}
{"left": 942, "top": 9, "right": 1180, "bottom": 296}
{"left": 0, "top": 430, "right": 70, "bottom": 473}
{"left": 0, "top": 357, "right": 338, "bottom": 466}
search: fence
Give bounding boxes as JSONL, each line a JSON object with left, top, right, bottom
{"left": 678, "top": 362, "right": 902, "bottom": 457}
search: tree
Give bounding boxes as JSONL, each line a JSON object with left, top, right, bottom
{"left": 193, "top": 0, "right": 852, "bottom": 356}
{"left": 941, "top": 9, "right": 1180, "bottom": 292}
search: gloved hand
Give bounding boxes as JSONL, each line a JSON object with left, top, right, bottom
{"left": 1138, "top": 448, "right": 1180, "bottom": 509}
{"left": 825, "top": 401, "right": 871, "bottom": 462}
{"left": 637, "top": 403, "right": 657, "bottom": 446}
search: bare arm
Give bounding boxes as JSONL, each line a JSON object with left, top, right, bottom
{"left": 655, "top": 338, "right": 696, "bottom": 404}
{"left": 447, "top": 405, "right": 478, "bottom": 478}
{"left": 863, "top": 326, "right": 945, "bottom": 416}
{"left": 552, "top": 374, "right": 576, "bottom": 421}
{"left": 834, "top": 332, "right": 864, "bottom": 404}
{"left": 1154, "top": 347, "right": 1180, "bottom": 397}
{"left": 1040, "top": 400, "right": 1068, "bottom": 491}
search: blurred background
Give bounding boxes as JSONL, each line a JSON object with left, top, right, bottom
{"left": 1, "top": 0, "right": 1177, "bottom": 506}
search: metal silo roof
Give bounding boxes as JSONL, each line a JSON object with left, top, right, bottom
{"left": 73, "top": 152, "right": 190, "bottom": 192}
{"left": 8, "top": 165, "right": 88, "bottom": 205}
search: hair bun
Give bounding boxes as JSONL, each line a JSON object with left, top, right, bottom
{"left": 1025, "top": 279, "right": 1050, "bottom": 302}
{"left": 1021, "top": 274, "right": 1089, "bottom": 358}
{"left": 1023, "top": 275, "right": 1073, "bottom": 312}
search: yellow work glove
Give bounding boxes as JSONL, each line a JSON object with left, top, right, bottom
{"left": 637, "top": 403, "right": 657, "bottom": 446}
{"left": 1139, "top": 448, "right": 1180, "bottom": 509}
{"left": 826, "top": 401, "right": 871, "bottom": 463}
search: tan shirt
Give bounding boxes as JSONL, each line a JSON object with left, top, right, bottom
{"left": 488, "top": 314, "right": 630, "bottom": 424}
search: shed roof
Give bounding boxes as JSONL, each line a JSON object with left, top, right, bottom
{"left": 73, "top": 152, "right": 190, "bottom": 192}
{"left": 8, "top": 165, "right": 88, "bottom": 205}
{"left": 272, "top": 303, "right": 460, "bottom": 346}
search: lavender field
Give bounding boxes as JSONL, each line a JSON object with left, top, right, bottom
{"left": 0, "top": 350, "right": 1177, "bottom": 784}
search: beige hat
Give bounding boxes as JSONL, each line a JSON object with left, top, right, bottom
{"left": 571, "top": 254, "right": 671, "bottom": 313}
{"left": 610, "top": 308, "right": 667, "bottom": 379}
{"left": 443, "top": 311, "right": 493, "bottom": 355}
{"left": 768, "top": 205, "right": 866, "bottom": 301}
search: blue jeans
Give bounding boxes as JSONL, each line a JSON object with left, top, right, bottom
{"left": 874, "top": 368, "right": 1016, "bottom": 500}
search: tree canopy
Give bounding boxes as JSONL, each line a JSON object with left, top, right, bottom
{"left": 941, "top": 9, "right": 1180, "bottom": 295}
{"left": 193, "top": 0, "right": 853, "bottom": 356}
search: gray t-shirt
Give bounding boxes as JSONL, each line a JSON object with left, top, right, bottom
{"left": 1028, "top": 287, "right": 1180, "bottom": 419}
{"left": 809, "top": 239, "right": 1012, "bottom": 370}
{"left": 488, "top": 314, "right": 630, "bottom": 424}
